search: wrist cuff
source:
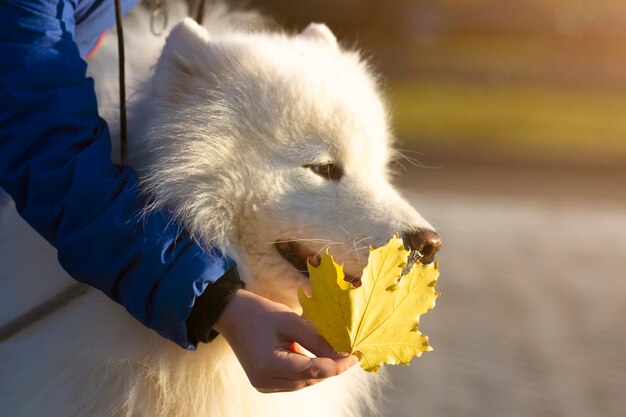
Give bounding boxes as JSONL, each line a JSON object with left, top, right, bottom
{"left": 186, "top": 267, "right": 245, "bottom": 344}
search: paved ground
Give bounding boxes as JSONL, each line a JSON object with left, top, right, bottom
{"left": 374, "top": 162, "right": 626, "bottom": 417}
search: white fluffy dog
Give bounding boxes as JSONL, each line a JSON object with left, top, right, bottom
{"left": 0, "top": 8, "right": 439, "bottom": 417}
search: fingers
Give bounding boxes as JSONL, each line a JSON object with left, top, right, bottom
{"left": 275, "top": 349, "right": 358, "bottom": 381}
{"left": 256, "top": 377, "right": 323, "bottom": 393}
{"left": 253, "top": 350, "right": 358, "bottom": 393}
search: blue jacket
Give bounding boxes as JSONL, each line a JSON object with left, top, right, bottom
{"left": 0, "top": 0, "right": 235, "bottom": 349}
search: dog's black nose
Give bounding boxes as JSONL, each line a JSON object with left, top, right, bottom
{"left": 401, "top": 229, "right": 442, "bottom": 264}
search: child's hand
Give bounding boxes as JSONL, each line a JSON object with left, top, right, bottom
{"left": 214, "top": 289, "right": 358, "bottom": 393}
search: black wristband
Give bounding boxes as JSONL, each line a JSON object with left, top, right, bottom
{"left": 186, "top": 267, "right": 245, "bottom": 344}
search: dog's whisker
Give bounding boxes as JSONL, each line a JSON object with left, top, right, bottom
{"left": 392, "top": 148, "right": 444, "bottom": 170}
{"left": 269, "top": 238, "right": 339, "bottom": 246}
{"left": 351, "top": 236, "right": 373, "bottom": 263}
{"left": 315, "top": 241, "right": 343, "bottom": 258}
{"left": 393, "top": 160, "right": 408, "bottom": 173}
{"left": 335, "top": 245, "right": 369, "bottom": 263}
{"left": 343, "top": 245, "right": 369, "bottom": 256}
{"left": 351, "top": 236, "right": 360, "bottom": 264}
{"left": 352, "top": 236, "right": 374, "bottom": 247}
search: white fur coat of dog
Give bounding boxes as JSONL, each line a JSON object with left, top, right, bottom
{"left": 0, "top": 7, "right": 435, "bottom": 417}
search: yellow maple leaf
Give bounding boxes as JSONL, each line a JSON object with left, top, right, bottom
{"left": 298, "top": 235, "right": 440, "bottom": 373}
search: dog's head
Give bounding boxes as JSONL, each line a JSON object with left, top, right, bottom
{"left": 134, "top": 19, "right": 441, "bottom": 306}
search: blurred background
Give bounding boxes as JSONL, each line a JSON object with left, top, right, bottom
{"left": 254, "top": 0, "right": 626, "bottom": 168}
{"left": 240, "top": 1, "right": 626, "bottom": 416}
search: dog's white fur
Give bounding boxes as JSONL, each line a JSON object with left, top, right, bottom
{"left": 0, "top": 6, "right": 435, "bottom": 417}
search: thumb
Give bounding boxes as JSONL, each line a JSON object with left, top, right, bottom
{"left": 280, "top": 313, "right": 344, "bottom": 359}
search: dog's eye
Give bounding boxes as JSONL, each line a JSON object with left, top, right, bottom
{"left": 305, "top": 163, "right": 344, "bottom": 181}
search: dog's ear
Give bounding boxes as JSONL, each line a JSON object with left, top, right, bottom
{"left": 161, "top": 18, "right": 211, "bottom": 74}
{"left": 153, "top": 18, "right": 212, "bottom": 101}
{"left": 298, "top": 23, "right": 337, "bottom": 48}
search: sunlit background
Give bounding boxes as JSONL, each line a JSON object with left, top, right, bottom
{"left": 244, "top": 1, "right": 626, "bottom": 416}
{"left": 255, "top": 0, "right": 626, "bottom": 167}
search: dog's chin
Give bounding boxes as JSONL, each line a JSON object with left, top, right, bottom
{"left": 275, "top": 240, "right": 363, "bottom": 287}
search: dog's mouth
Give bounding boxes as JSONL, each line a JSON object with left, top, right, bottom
{"left": 275, "top": 240, "right": 363, "bottom": 287}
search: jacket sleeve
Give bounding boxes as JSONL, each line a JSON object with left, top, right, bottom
{"left": 0, "top": 0, "right": 235, "bottom": 349}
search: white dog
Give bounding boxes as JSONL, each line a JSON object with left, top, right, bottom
{"left": 0, "top": 7, "right": 440, "bottom": 417}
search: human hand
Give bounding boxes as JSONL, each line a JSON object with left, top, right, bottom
{"left": 213, "top": 289, "right": 358, "bottom": 393}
